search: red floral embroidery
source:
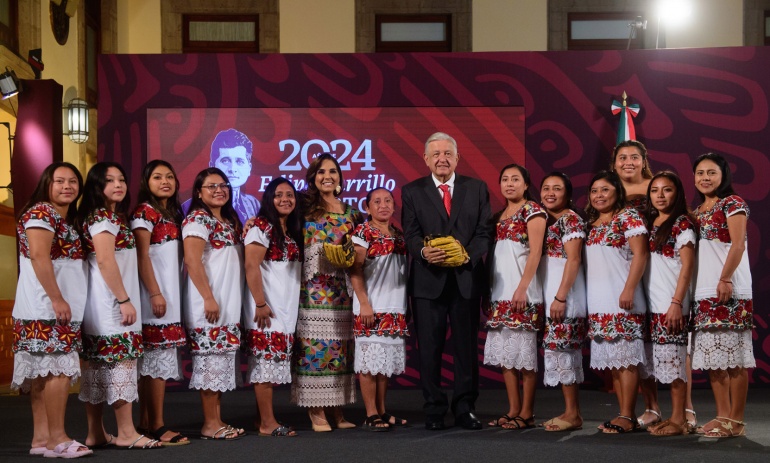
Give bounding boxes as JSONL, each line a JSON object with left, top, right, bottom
{"left": 187, "top": 323, "right": 241, "bottom": 353}
{"left": 182, "top": 210, "right": 240, "bottom": 249}
{"left": 587, "top": 313, "right": 645, "bottom": 341}
{"left": 18, "top": 203, "right": 84, "bottom": 260}
{"left": 83, "top": 208, "right": 135, "bottom": 254}
{"left": 648, "top": 313, "right": 688, "bottom": 345}
{"left": 696, "top": 196, "right": 749, "bottom": 244}
{"left": 543, "top": 317, "right": 586, "bottom": 350}
{"left": 544, "top": 211, "right": 585, "bottom": 258}
{"left": 496, "top": 201, "right": 545, "bottom": 243}
{"left": 249, "top": 218, "right": 301, "bottom": 262}
{"left": 648, "top": 215, "right": 696, "bottom": 258}
{"left": 692, "top": 297, "right": 753, "bottom": 331}
{"left": 131, "top": 203, "right": 180, "bottom": 245}
{"left": 353, "top": 312, "right": 409, "bottom": 338}
{"left": 245, "top": 329, "right": 294, "bottom": 361}
{"left": 13, "top": 319, "right": 83, "bottom": 354}
{"left": 81, "top": 330, "right": 143, "bottom": 362}
{"left": 586, "top": 208, "right": 646, "bottom": 248}
{"left": 486, "top": 300, "right": 544, "bottom": 331}
{"left": 142, "top": 323, "right": 186, "bottom": 350}
{"left": 352, "top": 222, "right": 406, "bottom": 258}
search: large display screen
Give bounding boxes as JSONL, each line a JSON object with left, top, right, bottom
{"left": 148, "top": 107, "right": 525, "bottom": 224}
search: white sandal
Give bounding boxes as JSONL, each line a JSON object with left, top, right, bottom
{"left": 637, "top": 409, "right": 662, "bottom": 430}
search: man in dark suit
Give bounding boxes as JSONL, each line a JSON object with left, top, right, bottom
{"left": 401, "top": 132, "right": 492, "bottom": 430}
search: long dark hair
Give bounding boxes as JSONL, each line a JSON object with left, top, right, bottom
{"left": 585, "top": 170, "right": 626, "bottom": 224}
{"left": 187, "top": 167, "right": 241, "bottom": 230}
{"left": 18, "top": 162, "right": 83, "bottom": 224}
{"left": 611, "top": 139, "right": 653, "bottom": 179}
{"left": 77, "top": 162, "right": 131, "bottom": 226}
{"left": 692, "top": 152, "right": 736, "bottom": 202}
{"left": 303, "top": 153, "right": 345, "bottom": 221}
{"left": 540, "top": 171, "right": 575, "bottom": 211}
{"left": 492, "top": 163, "right": 532, "bottom": 222}
{"left": 646, "top": 171, "right": 694, "bottom": 250}
{"left": 258, "top": 177, "right": 303, "bottom": 259}
{"left": 136, "top": 160, "right": 183, "bottom": 224}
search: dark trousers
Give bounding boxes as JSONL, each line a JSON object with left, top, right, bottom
{"left": 412, "top": 278, "right": 480, "bottom": 419}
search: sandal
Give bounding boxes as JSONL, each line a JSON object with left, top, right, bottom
{"left": 543, "top": 417, "right": 582, "bottom": 432}
{"left": 200, "top": 426, "right": 242, "bottom": 441}
{"left": 637, "top": 409, "right": 662, "bottom": 430}
{"left": 703, "top": 417, "right": 746, "bottom": 438}
{"left": 116, "top": 435, "right": 163, "bottom": 449}
{"left": 649, "top": 419, "right": 688, "bottom": 436}
{"left": 685, "top": 409, "right": 697, "bottom": 434}
{"left": 488, "top": 414, "right": 513, "bottom": 427}
{"left": 150, "top": 425, "right": 190, "bottom": 446}
{"left": 501, "top": 415, "right": 535, "bottom": 430}
{"left": 88, "top": 433, "right": 115, "bottom": 449}
{"left": 259, "top": 424, "right": 297, "bottom": 437}
{"left": 381, "top": 412, "right": 409, "bottom": 427}
{"left": 43, "top": 440, "right": 94, "bottom": 458}
{"left": 602, "top": 415, "right": 639, "bottom": 434}
{"left": 363, "top": 415, "right": 391, "bottom": 432}
{"left": 695, "top": 417, "right": 723, "bottom": 435}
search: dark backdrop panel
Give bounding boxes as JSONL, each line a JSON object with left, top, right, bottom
{"left": 98, "top": 48, "right": 770, "bottom": 388}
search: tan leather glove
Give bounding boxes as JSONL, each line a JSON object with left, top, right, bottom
{"left": 323, "top": 234, "right": 355, "bottom": 268}
{"left": 424, "top": 235, "right": 469, "bottom": 267}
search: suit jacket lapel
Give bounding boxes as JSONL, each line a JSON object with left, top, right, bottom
{"left": 448, "top": 175, "right": 466, "bottom": 230}
{"left": 423, "top": 177, "right": 449, "bottom": 221}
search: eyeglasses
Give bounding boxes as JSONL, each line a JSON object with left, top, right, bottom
{"left": 202, "top": 183, "right": 231, "bottom": 192}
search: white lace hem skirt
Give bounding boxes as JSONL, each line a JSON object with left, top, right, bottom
{"left": 78, "top": 359, "right": 138, "bottom": 405}
{"left": 291, "top": 374, "right": 357, "bottom": 408}
{"left": 639, "top": 342, "right": 655, "bottom": 380}
{"left": 589, "top": 338, "right": 645, "bottom": 371}
{"left": 354, "top": 339, "right": 406, "bottom": 377}
{"left": 543, "top": 348, "right": 583, "bottom": 386}
{"left": 483, "top": 328, "right": 538, "bottom": 372}
{"left": 189, "top": 352, "right": 242, "bottom": 392}
{"left": 651, "top": 343, "right": 687, "bottom": 384}
{"left": 138, "top": 348, "right": 183, "bottom": 381}
{"left": 691, "top": 329, "right": 755, "bottom": 371}
{"left": 247, "top": 356, "right": 292, "bottom": 385}
{"left": 12, "top": 351, "right": 80, "bottom": 393}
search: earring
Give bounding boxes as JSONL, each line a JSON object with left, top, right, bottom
{"left": 335, "top": 185, "right": 342, "bottom": 195}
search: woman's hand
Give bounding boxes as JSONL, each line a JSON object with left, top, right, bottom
{"left": 512, "top": 287, "right": 527, "bottom": 312}
{"left": 716, "top": 280, "right": 733, "bottom": 303}
{"left": 151, "top": 293, "right": 167, "bottom": 318}
{"left": 549, "top": 299, "right": 566, "bottom": 324}
{"left": 120, "top": 301, "right": 137, "bottom": 326}
{"left": 254, "top": 304, "right": 273, "bottom": 329}
{"left": 204, "top": 298, "right": 220, "bottom": 324}
{"left": 618, "top": 288, "right": 635, "bottom": 311}
{"left": 52, "top": 298, "right": 72, "bottom": 325}
{"left": 359, "top": 302, "right": 376, "bottom": 328}
{"left": 664, "top": 303, "right": 684, "bottom": 334}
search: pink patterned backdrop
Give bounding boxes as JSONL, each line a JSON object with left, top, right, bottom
{"left": 98, "top": 47, "right": 770, "bottom": 388}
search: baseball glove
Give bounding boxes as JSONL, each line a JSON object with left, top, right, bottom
{"left": 323, "top": 234, "right": 355, "bottom": 268}
{"left": 424, "top": 234, "right": 469, "bottom": 267}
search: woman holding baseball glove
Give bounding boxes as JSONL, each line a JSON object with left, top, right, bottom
{"left": 292, "top": 153, "right": 363, "bottom": 431}
{"left": 484, "top": 164, "right": 546, "bottom": 430}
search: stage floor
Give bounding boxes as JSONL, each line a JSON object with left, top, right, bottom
{"left": 1, "top": 387, "right": 768, "bottom": 462}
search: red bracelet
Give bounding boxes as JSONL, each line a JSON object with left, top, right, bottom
{"left": 671, "top": 298, "right": 682, "bottom": 307}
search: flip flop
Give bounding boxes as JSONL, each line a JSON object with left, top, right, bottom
{"left": 115, "top": 435, "right": 163, "bottom": 449}
{"left": 42, "top": 440, "right": 94, "bottom": 458}
{"left": 150, "top": 425, "right": 190, "bottom": 446}
{"left": 543, "top": 417, "right": 582, "bottom": 432}
{"left": 201, "top": 426, "right": 242, "bottom": 441}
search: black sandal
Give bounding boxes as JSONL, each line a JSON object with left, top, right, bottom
{"left": 150, "top": 426, "right": 190, "bottom": 446}
{"left": 363, "top": 415, "right": 391, "bottom": 432}
{"left": 381, "top": 412, "right": 409, "bottom": 427}
{"left": 489, "top": 414, "right": 513, "bottom": 427}
{"left": 502, "top": 415, "right": 536, "bottom": 430}
{"left": 602, "top": 415, "right": 638, "bottom": 434}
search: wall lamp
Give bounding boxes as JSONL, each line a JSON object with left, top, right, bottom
{"left": 0, "top": 68, "right": 21, "bottom": 99}
{"left": 65, "top": 98, "right": 89, "bottom": 143}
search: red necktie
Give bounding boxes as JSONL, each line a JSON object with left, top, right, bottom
{"left": 439, "top": 184, "right": 451, "bottom": 216}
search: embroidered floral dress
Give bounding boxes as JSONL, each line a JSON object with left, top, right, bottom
{"left": 691, "top": 195, "right": 755, "bottom": 370}
{"left": 351, "top": 221, "right": 409, "bottom": 377}
{"left": 12, "top": 202, "right": 87, "bottom": 392}
{"left": 585, "top": 207, "right": 648, "bottom": 370}
{"left": 292, "top": 205, "right": 360, "bottom": 407}
{"left": 484, "top": 201, "right": 546, "bottom": 372}
{"left": 130, "top": 203, "right": 186, "bottom": 381}
{"left": 644, "top": 215, "right": 697, "bottom": 383}
{"left": 79, "top": 208, "right": 143, "bottom": 405}
{"left": 538, "top": 210, "right": 587, "bottom": 386}
{"left": 182, "top": 209, "right": 244, "bottom": 392}
{"left": 243, "top": 217, "right": 301, "bottom": 385}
